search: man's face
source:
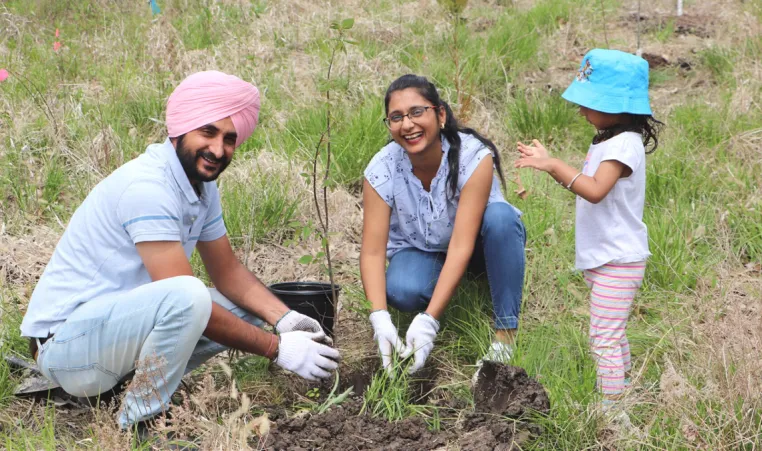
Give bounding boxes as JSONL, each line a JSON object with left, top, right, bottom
{"left": 174, "top": 117, "right": 237, "bottom": 184}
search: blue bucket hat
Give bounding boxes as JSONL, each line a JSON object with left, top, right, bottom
{"left": 561, "top": 49, "right": 652, "bottom": 115}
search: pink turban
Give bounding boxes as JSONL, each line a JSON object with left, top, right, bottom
{"left": 166, "top": 71, "right": 260, "bottom": 148}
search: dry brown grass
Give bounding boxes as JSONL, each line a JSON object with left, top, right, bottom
{"left": 616, "top": 262, "right": 762, "bottom": 447}
{"left": 150, "top": 365, "right": 273, "bottom": 450}
{"left": 695, "top": 269, "right": 762, "bottom": 400}
{"left": 0, "top": 224, "right": 60, "bottom": 288}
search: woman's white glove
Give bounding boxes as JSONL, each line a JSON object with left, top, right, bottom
{"left": 274, "top": 331, "right": 340, "bottom": 381}
{"left": 275, "top": 310, "right": 332, "bottom": 345}
{"left": 402, "top": 313, "right": 440, "bottom": 374}
{"left": 369, "top": 310, "right": 409, "bottom": 376}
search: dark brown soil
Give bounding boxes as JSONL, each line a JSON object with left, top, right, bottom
{"left": 336, "top": 356, "right": 379, "bottom": 397}
{"left": 262, "top": 362, "right": 550, "bottom": 451}
{"left": 639, "top": 52, "right": 693, "bottom": 71}
{"left": 473, "top": 361, "right": 550, "bottom": 417}
{"left": 263, "top": 399, "right": 452, "bottom": 450}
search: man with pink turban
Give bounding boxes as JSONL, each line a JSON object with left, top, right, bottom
{"left": 20, "top": 71, "right": 340, "bottom": 437}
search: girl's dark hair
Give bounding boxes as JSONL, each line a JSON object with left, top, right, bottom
{"left": 384, "top": 74, "right": 505, "bottom": 197}
{"left": 593, "top": 114, "right": 665, "bottom": 154}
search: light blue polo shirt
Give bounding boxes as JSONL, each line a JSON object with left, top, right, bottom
{"left": 20, "top": 139, "right": 227, "bottom": 338}
{"left": 364, "top": 132, "right": 521, "bottom": 258}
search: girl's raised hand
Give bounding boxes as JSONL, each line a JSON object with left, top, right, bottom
{"left": 515, "top": 140, "right": 552, "bottom": 172}
{"left": 516, "top": 140, "right": 548, "bottom": 158}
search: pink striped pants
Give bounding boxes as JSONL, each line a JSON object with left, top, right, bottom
{"left": 584, "top": 261, "right": 646, "bottom": 396}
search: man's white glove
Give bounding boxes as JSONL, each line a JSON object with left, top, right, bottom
{"left": 369, "top": 310, "right": 409, "bottom": 376}
{"left": 275, "top": 310, "right": 332, "bottom": 345}
{"left": 401, "top": 313, "right": 439, "bottom": 374}
{"left": 274, "top": 330, "right": 340, "bottom": 381}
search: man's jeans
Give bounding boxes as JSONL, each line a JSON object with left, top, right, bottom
{"left": 385, "top": 203, "right": 526, "bottom": 330}
{"left": 34, "top": 275, "right": 263, "bottom": 428}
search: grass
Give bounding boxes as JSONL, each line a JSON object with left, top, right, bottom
{"left": 1, "top": 404, "right": 59, "bottom": 450}
{"left": 506, "top": 88, "right": 589, "bottom": 144}
{"left": 649, "top": 66, "right": 680, "bottom": 86}
{"left": 0, "top": 290, "right": 30, "bottom": 414}
{"left": 1, "top": 0, "right": 761, "bottom": 448}
{"left": 275, "top": 96, "right": 388, "bottom": 187}
{"left": 362, "top": 368, "right": 417, "bottom": 421}
{"left": 653, "top": 18, "right": 676, "bottom": 43}
{"left": 219, "top": 166, "right": 300, "bottom": 245}
{"left": 700, "top": 46, "right": 736, "bottom": 84}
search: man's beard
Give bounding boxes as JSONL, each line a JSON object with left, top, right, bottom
{"left": 175, "top": 135, "right": 231, "bottom": 183}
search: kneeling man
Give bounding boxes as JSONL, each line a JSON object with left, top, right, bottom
{"left": 20, "top": 71, "right": 339, "bottom": 428}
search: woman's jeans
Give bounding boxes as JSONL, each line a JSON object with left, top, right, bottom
{"left": 386, "top": 203, "right": 526, "bottom": 330}
{"left": 34, "top": 275, "right": 263, "bottom": 429}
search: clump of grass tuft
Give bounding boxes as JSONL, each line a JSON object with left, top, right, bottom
{"left": 0, "top": 402, "right": 64, "bottom": 450}
{"left": 700, "top": 47, "right": 735, "bottom": 83}
{"left": 653, "top": 19, "right": 676, "bottom": 43}
{"left": 484, "top": 0, "right": 569, "bottom": 72}
{"left": 361, "top": 363, "right": 419, "bottom": 421}
{"left": 329, "top": 97, "right": 389, "bottom": 187}
{"left": 506, "top": 89, "right": 588, "bottom": 144}
{"left": 670, "top": 103, "right": 728, "bottom": 149}
{"left": 220, "top": 167, "right": 300, "bottom": 245}
{"left": 277, "top": 97, "right": 388, "bottom": 188}
{"left": 172, "top": 5, "right": 221, "bottom": 50}
{"left": 440, "top": 277, "right": 494, "bottom": 363}
{"left": 649, "top": 67, "right": 679, "bottom": 86}
{"left": 726, "top": 204, "right": 762, "bottom": 263}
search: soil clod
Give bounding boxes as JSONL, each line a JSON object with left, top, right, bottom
{"left": 474, "top": 362, "right": 550, "bottom": 417}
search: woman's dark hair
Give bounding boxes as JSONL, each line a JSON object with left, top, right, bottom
{"left": 593, "top": 114, "right": 665, "bottom": 154}
{"left": 384, "top": 74, "right": 505, "bottom": 197}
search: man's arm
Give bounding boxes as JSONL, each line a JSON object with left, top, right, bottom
{"left": 135, "top": 240, "right": 278, "bottom": 357}
{"left": 196, "top": 235, "right": 289, "bottom": 325}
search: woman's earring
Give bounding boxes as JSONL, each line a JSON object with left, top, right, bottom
{"left": 440, "top": 123, "right": 445, "bottom": 129}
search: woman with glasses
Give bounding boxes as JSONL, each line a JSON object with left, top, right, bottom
{"left": 361, "top": 74, "right": 526, "bottom": 378}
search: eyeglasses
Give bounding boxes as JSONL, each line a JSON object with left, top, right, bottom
{"left": 383, "top": 105, "right": 440, "bottom": 129}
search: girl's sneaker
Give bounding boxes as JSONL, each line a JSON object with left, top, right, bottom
{"left": 471, "top": 342, "right": 513, "bottom": 385}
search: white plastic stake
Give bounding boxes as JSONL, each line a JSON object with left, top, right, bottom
{"left": 677, "top": 0, "right": 683, "bottom": 16}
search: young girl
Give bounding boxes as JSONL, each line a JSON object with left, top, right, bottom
{"left": 515, "top": 49, "right": 663, "bottom": 421}
{"left": 361, "top": 74, "right": 526, "bottom": 376}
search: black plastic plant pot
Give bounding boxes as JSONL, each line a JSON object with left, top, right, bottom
{"left": 269, "top": 282, "right": 340, "bottom": 338}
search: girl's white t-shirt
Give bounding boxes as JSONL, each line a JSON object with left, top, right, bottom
{"left": 575, "top": 131, "right": 651, "bottom": 270}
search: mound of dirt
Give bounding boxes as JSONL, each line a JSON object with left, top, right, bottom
{"left": 640, "top": 52, "right": 693, "bottom": 70}
{"left": 473, "top": 362, "right": 551, "bottom": 417}
{"left": 263, "top": 362, "right": 548, "bottom": 450}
